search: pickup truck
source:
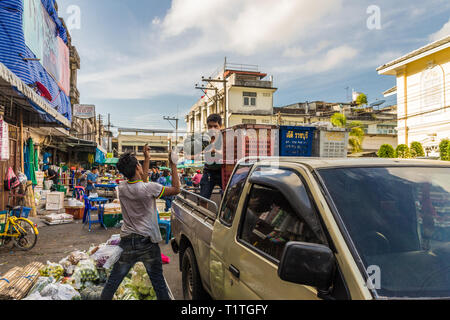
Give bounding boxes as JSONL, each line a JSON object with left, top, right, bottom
{"left": 170, "top": 157, "right": 450, "bottom": 300}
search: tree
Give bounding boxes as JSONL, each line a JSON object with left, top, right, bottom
{"left": 331, "top": 113, "right": 347, "bottom": 128}
{"left": 356, "top": 93, "right": 368, "bottom": 107}
{"left": 440, "top": 139, "right": 450, "bottom": 161}
{"left": 410, "top": 142, "right": 425, "bottom": 158}
{"left": 395, "top": 144, "right": 411, "bottom": 158}
{"left": 378, "top": 144, "right": 395, "bottom": 158}
{"left": 349, "top": 127, "right": 365, "bottom": 154}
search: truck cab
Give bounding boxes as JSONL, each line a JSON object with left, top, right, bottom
{"left": 171, "top": 157, "right": 450, "bottom": 300}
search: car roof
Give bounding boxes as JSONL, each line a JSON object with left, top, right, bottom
{"left": 252, "top": 157, "right": 450, "bottom": 170}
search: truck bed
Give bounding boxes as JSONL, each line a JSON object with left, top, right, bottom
{"left": 171, "top": 189, "right": 219, "bottom": 293}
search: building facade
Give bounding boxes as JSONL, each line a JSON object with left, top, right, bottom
{"left": 116, "top": 128, "right": 172, "bottom": 167}
{"left": 186, "top": 63, "right": 277, "bottom": 134}
{"left": 377, "top": 35, "right": 450, "bottom": 156}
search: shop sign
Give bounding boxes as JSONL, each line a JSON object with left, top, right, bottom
{"left": 73, "top": 105, "right": 96, "bottom": 119}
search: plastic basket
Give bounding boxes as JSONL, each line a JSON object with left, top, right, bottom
{"left": 11, "top": 207, "right": 32, "bottom": 218}
{"left": 103, "top": 213, "right": 122, "bottom": 228}
{"left": 279, "top": 126, "right": 315, "bottom": 157}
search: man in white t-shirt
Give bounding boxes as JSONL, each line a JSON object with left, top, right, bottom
{"left": 101, "top": 144, "right": 180, "bottom": 300}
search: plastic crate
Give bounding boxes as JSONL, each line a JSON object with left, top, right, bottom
{"left": 103, "top": 213, "right": 122, "bottom": 228}
{"left": 66, "top": 207, "right": 85, "bottom": 220}
{"left": 0, "top": 211, "right": 7, "bottom": 233}
{"left": 221, "top": 164, "right": 236, "bottom": 190}
{"left": 279, "top": 126, "right": 316, "bottom": 157}
{"left": 222, "top": 124, "right": 278, "bottom": 164}
{"left": 11, "top": 207, "right": 32, "bottom": 218}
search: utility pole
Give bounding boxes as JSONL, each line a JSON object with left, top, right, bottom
{"left": 107, "top": 113, "right": 111, "bottom": 153}
{"left": 201, "top": 57, "right": 228, "bottom": 127}
{"left": 98, "top": 114, "right": 102, "bottom": 146}
{"left": 163, "top": 116, "right": 179, "bottom": 151}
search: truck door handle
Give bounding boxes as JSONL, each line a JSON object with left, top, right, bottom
{"left": 229, "top": 265, "right": 240, "bottom": 279}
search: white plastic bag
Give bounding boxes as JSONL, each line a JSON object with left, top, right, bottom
{"left": 40, "top": 283, "right": 81, "bottom": 300}
{"left": 103, "top": 246, "right": 123, "bottom": 270}
{"left": 106, "top": 234, "right": 121, "bottom": 246}
{"left": 91, "top": 245, "right": 123, "bottom": 269}
{"left": 72, "top": 259, "right": 99, "bottom": 289}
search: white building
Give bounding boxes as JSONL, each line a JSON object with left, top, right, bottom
{"left": 186, "top": 63, "right": 277, "bottom": 133}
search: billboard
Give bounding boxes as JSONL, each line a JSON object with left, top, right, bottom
{"left": 73, "top": 105, "right": 96, "bottom": 119}
{"left": 23, "top": 0, "right": 70, "bottom": 95}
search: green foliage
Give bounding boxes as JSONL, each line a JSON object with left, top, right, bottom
{"left": 395, "top": 144, "right": 411, "bottom": 158}
{"left": 410, "top": 142, "right": 425, "bottom": 158}
{"left": 331, "top": 113, "right": 347, "bottom": 128}
{"left": 349, "top": 127, "right": 365, "bottom": 154}
{"left": 356, "top": 93, "right": 368, "bottom": 106}
{"left": 440, "top": 139, "right": 450, "bottom": 161}
{"left": 378, "top": 144, "right": 395, "bottom": 158}
{"left": 348, "top": 121, "right": 363, "bottom": 128}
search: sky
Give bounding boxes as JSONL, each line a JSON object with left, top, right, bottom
{"left": 56, "top": 0, "right": 450, "bottom": 132}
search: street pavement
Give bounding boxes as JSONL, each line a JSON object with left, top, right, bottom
{"left": 0, "top": 219, "right": 183, "bottom": 300}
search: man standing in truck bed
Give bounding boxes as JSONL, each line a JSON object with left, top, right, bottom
{"left": 200, "top": 114, "right": 224, "bottom": 200}
{"left": 100, "top": 144, "right": 180, "bottom": 300}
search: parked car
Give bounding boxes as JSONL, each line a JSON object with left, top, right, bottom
{"left": 171, "top": 157, "right": 450, "bottom": 300}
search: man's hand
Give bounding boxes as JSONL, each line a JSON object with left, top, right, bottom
{"left": 169, "top": 147, "right": 179, "bottom": 166}
{"left": 143, "top": 144, "right": 151, "bottom": 160}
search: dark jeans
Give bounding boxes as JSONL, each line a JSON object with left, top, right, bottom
{"left": 199, "top": 169, "right": 222, "bottom": 200}
{"left": 100, "top": 234, "right": 171, "bottom": 300}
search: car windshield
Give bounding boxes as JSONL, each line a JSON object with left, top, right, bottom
{"left": 318, "top": 166, "right": 450, "bottom": 299}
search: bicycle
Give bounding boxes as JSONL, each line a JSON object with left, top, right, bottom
{"left": 0, "top": 192, "right": 39, "bottom": 251}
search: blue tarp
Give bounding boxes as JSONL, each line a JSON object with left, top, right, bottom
{"left": 0, "top": 0, "right": 71, "bottom": 123}
{"left": 95, "top": 148, "right": 106, "bottom": 164}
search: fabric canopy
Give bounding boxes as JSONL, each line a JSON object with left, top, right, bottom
{"left": 104, "top": 158, "right": 119, "bottom": 165}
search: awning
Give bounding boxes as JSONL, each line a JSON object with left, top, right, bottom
{"left": 104, "top": 158, "right": 119, "bottom": 165}
{"left": 0, "top": 61, "right": 71, "bottom": 128}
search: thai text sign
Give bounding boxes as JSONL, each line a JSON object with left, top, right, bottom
{"left": 73, "top": 105, "right": 96, "bottom": 119}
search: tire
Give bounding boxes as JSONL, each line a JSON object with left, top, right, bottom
{"left": 13, "top": 219, "right": 38, "bottom": 251}
{"left": 181, "top": 247, "right": 207, "bottom": 300}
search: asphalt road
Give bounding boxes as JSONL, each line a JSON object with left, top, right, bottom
{"left": 0, "top": 218, "right": 183, "bottom": 300}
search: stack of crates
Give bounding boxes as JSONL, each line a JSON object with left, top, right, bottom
{"left": 312, "top": 127, "right": 349, "bottom": 158}
{"left": 220, "top": 124, "right": 279, "bottom": 189}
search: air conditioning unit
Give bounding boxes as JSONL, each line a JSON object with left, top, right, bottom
{"left": 316, "top": 112, "right": 323, "bottom": 116}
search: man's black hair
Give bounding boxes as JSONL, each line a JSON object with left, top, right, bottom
{"left": 117, "top": 153, "right": 138, "bottom": 180}
{"left": 207, "top": 114, "right": 222, "bottom": 126}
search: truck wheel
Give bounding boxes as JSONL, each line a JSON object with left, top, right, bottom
{"left": 182, "top": 247, "right": 207, "bottom": 300}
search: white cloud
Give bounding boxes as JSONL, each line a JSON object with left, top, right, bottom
{"left": 79, "top": 0, "right": 348, "bottom": 99}
{"left": 274, "top": 45, "right": 358, "bottom": 74}
{"left": 429, "top": 18, "right": 450, "bottom": 42}
{"left": 161, "top": 0, "right": 343, "bottom": 55}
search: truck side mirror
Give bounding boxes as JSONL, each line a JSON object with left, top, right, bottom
{"left": 278, "top": 242, "right": 335, "bottom": 292}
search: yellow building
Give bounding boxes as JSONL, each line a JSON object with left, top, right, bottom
{"left": 377, "top": 36, "right": 450, "bottom": 156}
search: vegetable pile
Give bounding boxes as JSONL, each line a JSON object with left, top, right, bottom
{"left": 24, "top": 234, "right": 161, "bottom": 300}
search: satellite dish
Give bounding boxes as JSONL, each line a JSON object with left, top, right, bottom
{"left": 370, "top": 100, "right": 385, "bottom": 107}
